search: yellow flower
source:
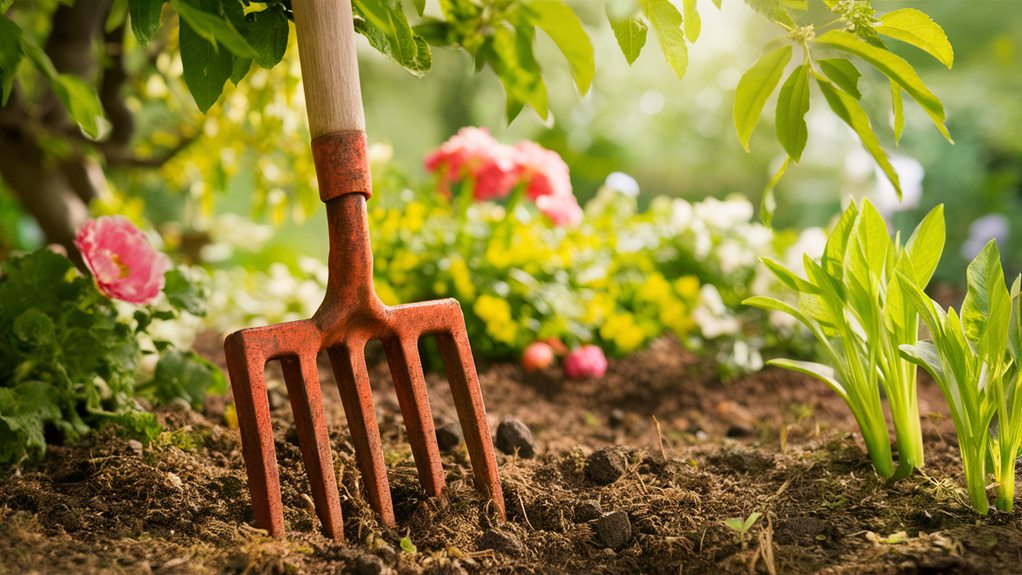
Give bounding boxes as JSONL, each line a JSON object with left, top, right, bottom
{"left": 600, "top": 313, "right": 645, "bottom": 354}
{"left": 473, "top": 294, "right": 517, "bottom": 344}
{"left": 375, "top": 281, "right": 401, "bottom": 306}
{"left": 674, "top": 275, "right": 701, "bottom": 300}
{"left": 638, "top": 274, "right": 673, "bottom": 306}
{"left": 449, "top": 256, "right": 476, "bottom": 300}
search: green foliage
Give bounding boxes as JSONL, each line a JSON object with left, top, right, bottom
{"left": 723, "top": 511, "right": 762, "bottom": 545}
{"left": 607, "top": 11, "right": 647, "bottom": 66}
{"left": 899, "top": 241, "right": 1022, "bottom": 514}
{"left": 734, "top": 45, "right": 792, "bottom": 153}
{"left": 745, "top": 201, "right": 946, "bottom": 479}
{"left": 0, "top": 250, "right": 224, "bottom": 473}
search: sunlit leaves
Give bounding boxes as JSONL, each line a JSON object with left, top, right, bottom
{"left": 52, "top": 75, "right": 106, "bottom": 139}
{"left": 531, "top": 0, "right": 594, "bottom": 95}
{"left": 171, "top": 0, "right": 255, "bottom": 58}
{"left": 734, "top": 45, "right": 791, "bottom": 152}
{"left": 354, "top": 0, "right": 431, "bottom": 77}
{"left": 641, "top": 0, "right": 688, "bottom": 79}
{"left": 682, "top": 0, "right": 701, "bottom": 42}
{"left": 818, "top": 58, "right": 861, "bottom": 99}
{"left": 891, "top": 82, "right": 905, "bottom": 145}
{"left": 177, "top": 10, "right": 235, "bottom": 113}
{"left": 816, "top": 73, "right": 901, "bottom": 198}
{"left": 246, "top": 5, "right": 289, "bottom": 70}
{"left": 0, "top": 15, "right": 22, "bottom": 105}
{"left": 775, "top": 64, "right": 810, "bottom": 161}
{"left": 877, "top": 8, "right": 954, "bottom": 69}
{"left": 608, "top": 12, "right": 648, "bottom": 65}
{"left": 814, "top": 30, "right": 951, "bottom": 142}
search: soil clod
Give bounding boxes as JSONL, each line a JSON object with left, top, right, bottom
{"left": 434, "top": 420, "right": 463, "bottom": 452}
{"left": 355, "top": 554, "right": 393, "bottom": 575}
{"left": 593, "top": 510, "right": 632, "bottom": 549}
{"left": 478, "top": 528, "right": 526, "bottom": 557}
{"left": 585, "top": 447, "right": 627, "bottom": 485}
{"left": 495, "top": 418, "right": 536, "bottom": 458}
{"left": 575, "top": 499, "right": 603, "bottom": 522}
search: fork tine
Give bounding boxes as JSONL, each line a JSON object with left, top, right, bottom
{"left": 434, "top": 321, "right": 506, "bottom": 519}
{"left": 326, "top": 342, "right": 396, "bottom": 527}
{"left": 279, "top": 354, "right": 344, "bottom": 541}
{"left": 382, "top": 336, "right": 446, "bottom": 499}
{"left": 224, "top": 330, "right": 285, "bottom": 536}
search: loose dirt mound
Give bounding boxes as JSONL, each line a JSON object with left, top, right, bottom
{"left": 1, "top": 337, "right": 1019, "bottom": 574}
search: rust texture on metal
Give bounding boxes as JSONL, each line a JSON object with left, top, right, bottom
{"left": 224, "top": 130, "right": 506, "bottom": 542}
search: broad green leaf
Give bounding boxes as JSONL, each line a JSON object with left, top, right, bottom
{"left": 1009, "top": 275, "right": 1021, "bottom": 365}
{"left": 762, "top": 256, "right": 818, "bottom": 294}
{"left": 743, "top": 0, "right": 795, "bottom": 28}
{"left": 962, "top": 240, "right": 1011, "bottom": 355}
{"left": 682, "top": 0, "right": 701, "bottom": 42}
{"left": 128, "top": 0, "right": 165, "bottom": 47}
{"left": 247, "top": 6, "right": 289, "bottom": 69}
{"left": 734, "top": 45, "right": 792, "bottom": 152}
{"left": 411, "top": 0, "right": 425, "bottom": 16}
{"left": 608, "top": 12, "right": 647, "bottom": 65}
{"left": 743, "top": 295, "right": 811, "bottom": 326}
{"left": 896, "top": 272, "right": 945, "bottom": 337}
{"left": 178, "top": 15, "right": 234, "bottom": 112}
{"left": 768, "top": 359, "right": 847, "bottom": 398}
{"left": 0, "top": 15, "right": 22, "bottom": 105}
{"left": 355, "top": 14, "right": 431, "bottom": 77}
{"left": 899, "top": 342, "right": 946, "bottom": 383}
{"left": 641, "top": 0, "right": 688, "bottom": 79}
{"left": 822, "top": 201, "right": 858, "bottom": 281}
{"left": 877, "top": 8, "right": 953, "bottom": 69}
{"left": 230, "top": 57, "right": 251, "bottom": 85}
{"left": 486, "top": 25, "right": 548, "bottom": 121}
{"left": 171, "top": 0, "right": 257, "bottom": 58}
{"left": 760, "top": 156, "right": 789, "bottom": 226}
{"left": 816, "top": 74, "right": 901, "bottom": 198}
{"left": 903, "top": 204, "right": 945, "bottom": 287}
{"left": 814, "top": 30, "right": 951, "bottom": 143}
{"left": 532, "top": 1, "right": 594, "bottom": 96}
{"left": 818, "top": 58, "right": 861, "bottom": 99}
{"left": 775, "top": 64, "right": 810, "bottom": 161}
{"left": 52, "top": 75, "right": 106, "bottom": 139}
{"left": 891, "top": 81, "right": 904, "bottom": 145}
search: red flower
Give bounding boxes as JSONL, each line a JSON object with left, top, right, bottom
{"left": 75, "top": 216, "right": 170, "bottom": 305}
{"left": 424, "top": 127, "right": 517, "bottom": 200}
{"left": 564, "top": 345, "right": 608, "bottom": 379}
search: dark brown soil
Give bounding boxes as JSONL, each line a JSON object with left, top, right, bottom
{"left": 2, "top": 336, "right": 1020, "bottom": 575}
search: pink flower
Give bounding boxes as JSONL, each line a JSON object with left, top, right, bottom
{"left": 75, "top": 216, "right": 170, "bottom": 305}
{"left": 522, "top": 341, "right": 556, "bottom": 373}
{"left": 424, "top": 127, "right": 517, "bottom": 200}
{"left": 513, "top": 141, "right": 572, "bottom": 201}
{"left": 564, "top": 345, "right": 608, "bottom": 379}
{"left": 535, "top": 192, "right": 583, "bottom": 227}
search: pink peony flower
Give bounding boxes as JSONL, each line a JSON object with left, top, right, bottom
{"left": 512, "top": 141, "right": 572, "bottom": 201}
{"left": 522, "top": 341, "right": 556, "bottom": 373}
{"left": 535, "top": 192, "right": 583, "bottom": 228}
{"left": 564, "top": 345, "right": 608, "bottom": 379}
{"left": 424, "top": 127, "right": 517, "bottom": 200}
{"left": 75, "top": 216, "right": 170, "bottom": 305}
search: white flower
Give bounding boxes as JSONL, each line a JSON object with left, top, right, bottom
{"left": 873, "top": 154, "right": 924, "bottom": 217}
{"left": 730, "top": 341, "right": 764, "bottom": 372}
{"left": 961, "top": 213, "right": 1010, "bottom": 261}
{"left": 604, "top": 172, "right": 640, "bottom": 197}
{"left": 694, "top": 284, "right": 740, "bottom": 339}
{"left": 784, "top": 226, "right": 827, "bottom": 277}
{"left": 693, "top": 195, "right": 753, "bottom": 230}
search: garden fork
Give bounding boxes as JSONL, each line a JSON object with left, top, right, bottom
{"left": 223, "top": 0, "right": 505, "bottom": 541}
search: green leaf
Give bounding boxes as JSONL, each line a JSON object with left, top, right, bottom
{"left": 399, "top": 535, "right": 417, "bottom": 554}
{"left": 148, "top": 349, "right": 226, "bottom": 408}
{"left": 903, "top": 204, "right": 945, "bottom": 287}
{"left": 891, "top": 81, "right": 904, "bottom": 145}
{"left": 13, "top": 309, "right": 56, "bottom": 345}
{"left": 813, "top": 30, "right": 951, "bottom": 143}
{"left": 743, "top": 295, "right": 810, "bottom": 326}
{"left": 743, "top": 511, "right": 763, "bottom": 530}
{"left": 0, "top": 15, "right": 22, "bottom": 105}
{"left": 163, "top": 268, "right": 208, "bottom": 316}
{"left": 743, "top": 0, "right": 795, "bottom": 28}
{"left": 734, "top": 45, "right": 792, "bottom": 152}
{"left": 1009, "top": 275, "right": 1021, "bottom": 365}
{"left": 682, "top": 0, "right": 701, "bottom": 43}
{"left": 411, "top": 0, "right": 425, "bottom": 16}
{"left": 768, "top": 358, "right": 848, "bottom": 398}
{"left": 760, "top": 156, "right": 789, "bottom": 226}
{"left": 0, "top": 382, "right": 60, "bottom": 467}
{"left": 531, "top": 0, "right": 594, "bottom": 96}
{"left": 775, "top": 64, "right": 810, "bottom": 161}
{"left": 877, "top": 8, "right": 953, "bottom": 69}
{"left": 171, "top": 0, "right": 257, "bottom": 58}
{"left": 51, "top": 74, "right": 106, "bottom": 139}
{"left": 961, "top": 240, "right": 1011, "bottom": 355}
{"left": 128, "top": 0, "right": 165, "bottom": 47}
{"left": 761, "top": 256, "right": 818, "bottom": 294}
{"left": 354, "top": 0, "right": 431, "bottom": 77}
{"left": 816, "top": 74, "right": 901, "bottom": 198}
{"left": 641, "top": 0, "right": 688, "bottom": 80}
{"left": 607, "top": 11, "right": 647, "bottom": 65}
{"left": 485, "top": 25, "right": 548, "bottom": 122}
{"left": 178, "top": 14, "right": 234, "bottom": 112}
{"left": 822, "top": 201, "right": 858, "bottom": 281}
{"left": 230, "top": 57, "right": 251, "bottom": 85}
{"left": 899, "top": 341, "right": 946, "bottom": 386}
{"left": 818, "top": 58, "right": 861, "bottom": 99}
{"left": 247, "top": 6, "right": 289, "bottom": 69}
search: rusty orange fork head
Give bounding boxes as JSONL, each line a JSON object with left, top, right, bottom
{"left": 222, "top": 0, "right": 505, "bottom": 542}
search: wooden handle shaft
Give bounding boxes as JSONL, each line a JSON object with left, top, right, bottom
{"left": 292, "top": 0, "right": 365, "bottom": 137}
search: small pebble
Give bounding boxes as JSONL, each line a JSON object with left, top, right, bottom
{"left": 585, "top": 447, "right": 627, "bottom": 485}
{"left": 478, "top": 528, "right": 525, "bottom": 557}
{"left": 127, "top": 439, "right": 144, "bottom": 457}
{"left": 495, "top": 418, "right": 536, "bottom": 458}
{"left": 434, "top": 420, "right": 463, "bottom": 452}
{"left": 166, "top": 472, "right": 183, "bottom": 490}
{"left": 575, "top": 500, "right": 603, "bottom": 522}
{"left": 608, "top": 409, "right": 625, "bottom": 429}
{"left": 594, "top": 511, "right": 632, "bottom": 549}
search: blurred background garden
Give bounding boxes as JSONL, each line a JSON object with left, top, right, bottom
{"left": 1, "top": 0, "right": 1020, "bottom": 372}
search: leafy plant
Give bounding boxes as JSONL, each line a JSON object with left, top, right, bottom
{"left": 745, "top": 200, "right": 945, "bottom": 479}
{"left": 0, "top": 250, "right": 224, "bottom": 472}
{"left": 723, "top": 511, "right": 762, "bottom": 545}
{"left": 898, "top": 241, "right": 1022, "bottom": 514}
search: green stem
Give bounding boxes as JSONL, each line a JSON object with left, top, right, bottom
{"left": 889, "top": 373, "right": 924, "bottom": 480}
{"left": 962, "top": 442, "right": 990, "bottom": 515}
{"left": 996, "top": 450, "right": 1017, "bottom": 513}
{"left": 852, "top": 401, "right": 895, "bottom": 479}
